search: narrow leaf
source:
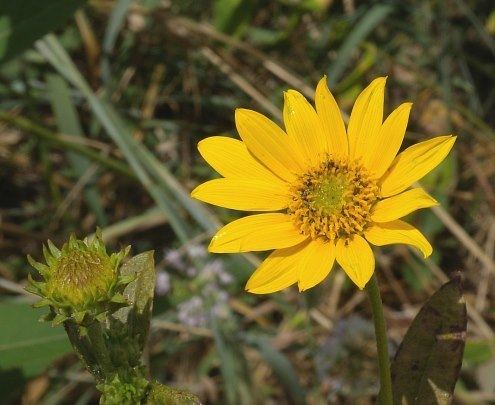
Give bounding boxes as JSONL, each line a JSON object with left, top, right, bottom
{"left": 327, "top": 4, "right": 393, "bottom": 85}
{"left": 46, "top": 73, "right": 107, "bottom": 225}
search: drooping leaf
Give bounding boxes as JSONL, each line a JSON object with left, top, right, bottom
{"left": 0, "top": 0, "right": 86, "bottom": 63}
{"left": 0, "top": 301, "right": 71, "bottom": 395}
{"left": 390, "top": 276, "right": 467, "bottom": 404}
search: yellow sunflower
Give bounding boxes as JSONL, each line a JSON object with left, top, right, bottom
{"left": 191, "top": 77, "right": 455, "bottom": 293}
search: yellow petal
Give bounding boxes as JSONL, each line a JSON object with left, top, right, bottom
{"left": 198, "top": 136, "right": 284, "bottom": 183}
{"left": 283, "top": 90, "right": 327, "bottom": 167}
{"left": 315, "top": 76, "right": 348, "bottom": 158}
{"left": 364, "top": 220, "right": 432, "bottom": 258}
{"left": 347, "top": 77, "right": 387, "bottom": 161}
{"left": 235, "top": 109, "right": 301, "bottom": 182}
{"left": 209, "top": 213, "right": 307, "bottom": 253}
{"left": 246, "top": 241, "right": 310, "bottom": 294}
{"left": 191, "top": 178, "right": 289, "bottom": 211}
{"left": 365, "top": 102, "right": 412, "bottom": 178}
{"left": 335, "top": 235, "right": 375, "bottom": 289}
{"left": 379, "top": 135, "right": 456, "bottom": 197}
{"left": 371, "top": 188, "right": 438, "bottom": 223}
{"left": 297, "top": 239, "right": 335, "bottom": 292}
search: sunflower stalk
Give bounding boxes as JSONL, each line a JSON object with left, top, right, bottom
{"left": 366, "top": 273, "right": 393, "bottom": 405}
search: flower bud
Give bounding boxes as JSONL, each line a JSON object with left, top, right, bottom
{"left": 27, "top": 231, "right": 132, "bottom": 324}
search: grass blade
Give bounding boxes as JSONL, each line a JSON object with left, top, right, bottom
{"left": 46, "top": 73, "right": 107, "bottom": 225}
{"left": 327, "top": 4, "right": 393, "bottom": 86}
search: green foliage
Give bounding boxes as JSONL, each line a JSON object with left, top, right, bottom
{"left": 463, "top": 339, "right": 495, "bottom": 368}
{"left": 391, "top": 276, "right": 467, "bottom": 404}
{"left": 0, "top": 0, "right": 85, "bottom": 62}
{"left": 145, "top": 381, "right": 201, "bottom": 405}
{"left": 113, "top": 251, "right": 157, "bottom": 355}
{"left": 98, "top": 374, "right": 150, "bottom": 405}
{"left": 327, "top": 4, "right": 393, "bottom": 86}
{"left": 46, "top": 73, "right": 107, "bottom": 226}
{"left": 0, "top": 302, "right": 71, "bottom": 398}
{"left": 213, "top": 0, "right": 256, "bottom": 38}
{"left": 211, "top": 317, "right": 255, "bottom": 405}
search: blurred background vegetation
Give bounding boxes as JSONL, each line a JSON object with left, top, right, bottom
{"left": 0, "top": 0, "right": 494, "bottom": 403}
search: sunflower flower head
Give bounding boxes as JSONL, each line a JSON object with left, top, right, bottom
{"left": 192, "top": 76, "right": 455, "bottom": 293}
{"left": 27, "top": 231, "right": 132, "bottom": 324}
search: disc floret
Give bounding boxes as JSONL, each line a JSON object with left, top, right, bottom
{"left": 288, "top": 156, "right": 379, "bottom": 242}
{"left": 26, "top": 232, "right": 132, "bottom": 324}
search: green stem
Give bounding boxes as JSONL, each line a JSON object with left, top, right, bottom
{"left": 366, "top": 273, "right": 393, "bottom": 405}
{"left": 64, "top": 320, "right": 106, "bottom": 382}
{"left": 86, "top": 322, "right": 115, "bottom": 377}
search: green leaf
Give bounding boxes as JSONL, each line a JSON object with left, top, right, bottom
{"left": 0, "top": 301, "right": 71, "bottom": 382}
{"left": 0, "top": 0, "right": 86, "bottom": 63}
{"left": 463, "top": 339, "right": 495, "bottom": 367}
{"left": 101, "top": 0, "right": 133, "bottom": 84}
{"left": 213, "top": 0, "right": 256, "bottom": 38}
{"left": 146, "top": 381, "right": 200, "bottom": 405}
{"left": 247, "top": 27, "right": 287, "bottom": 46}
{"left": 114, "top": 251, "right": 156, "bottom": 353}
{"left": 390, "top": 276, "right": 467, "bottom": 404}
{"left": 327, "top": 4, "right": 393, "bottom": 86}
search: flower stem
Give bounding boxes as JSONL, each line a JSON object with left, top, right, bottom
{"left": 366, "top": 273, "right": 393, "bottom": 405}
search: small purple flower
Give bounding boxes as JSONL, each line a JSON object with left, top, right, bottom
{"left": 177, "top": 296, "right": 208, "bottom": 327}
{"left": 155, "top": 271, "right": 171, "bottom": 296}
{"left": 186, "top": 244, "right": 207, "bottom": 259}
{"left": 201, "top": 259, "right": 233, "bottom": 285}
{"left": 164, "top": 249, "right": 184, "bottom": 270}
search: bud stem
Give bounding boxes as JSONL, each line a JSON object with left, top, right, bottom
{"left": 86, "top": 322, "right": 114, "bottom": 376}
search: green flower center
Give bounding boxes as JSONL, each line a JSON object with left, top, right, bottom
{"left": 288, "top": 157, "right": 379, "bottom": 241}
{"left": 310, "top": 175, "right": 349, "bottom": 215}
